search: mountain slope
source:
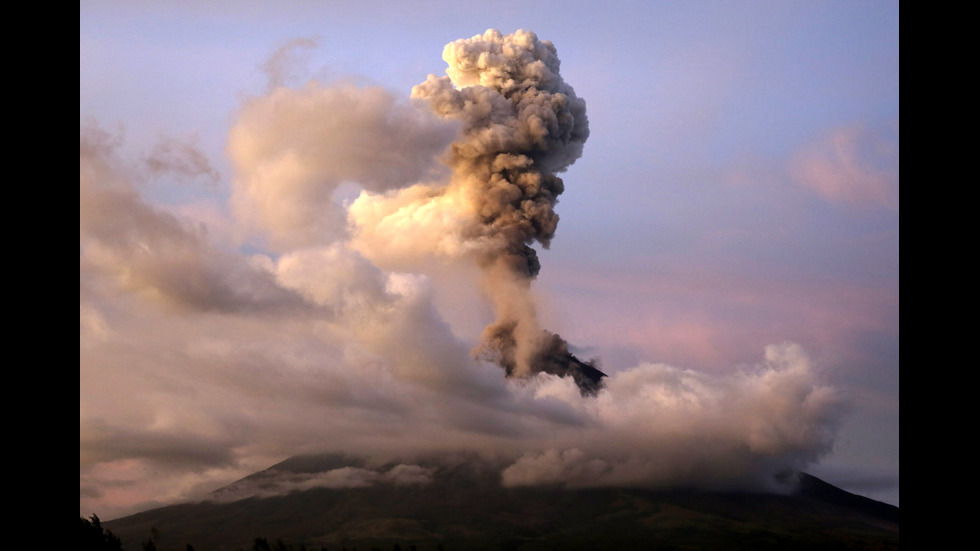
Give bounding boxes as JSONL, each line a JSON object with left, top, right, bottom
{"left": 103, "top": 452, "right": 898, "bottom": 551}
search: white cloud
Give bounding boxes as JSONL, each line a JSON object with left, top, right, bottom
{"left": 227, "top": 82, "right": 458, "bottom": 250}
{"left": 502, "top": 343, "right": 845, "bottom": 493}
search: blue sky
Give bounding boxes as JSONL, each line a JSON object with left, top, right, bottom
{"left": 81, "top": 1, "right": 899, "bottom": 518}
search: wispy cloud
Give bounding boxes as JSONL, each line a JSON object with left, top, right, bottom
{"left": 790, "top": 123, "right": 899, "bottom": 211}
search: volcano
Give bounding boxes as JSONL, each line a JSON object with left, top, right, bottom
{"left": 100, "top": 452, "right": 898, "bottom": 551}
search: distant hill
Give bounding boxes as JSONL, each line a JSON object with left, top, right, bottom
{"left": 103, "top": 452, "right": 898, "bottom": 551}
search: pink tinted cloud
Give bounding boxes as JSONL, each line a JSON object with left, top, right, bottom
{"left": 790, "top": 124, "right": 899, "bottom": 211}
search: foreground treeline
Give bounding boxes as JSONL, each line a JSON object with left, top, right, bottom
{"left": 80, "top": 515, "right": 123, "bottom": 550}
{"left": 248, "top": 540, "right": 437, "bottom": 551}
{"left": 250, "top": 541, "right": 437, "bottom": 551}
{"left": 82, "top": 515, "right": 446, "bottom": 551}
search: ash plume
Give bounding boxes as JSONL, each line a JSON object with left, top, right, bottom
{"left": 407, "top": 29, "right": 604, "bottom": 395}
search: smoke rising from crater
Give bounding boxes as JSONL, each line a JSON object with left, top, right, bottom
{"left": 352, "top": 29, "right": 603, "bottom": 394}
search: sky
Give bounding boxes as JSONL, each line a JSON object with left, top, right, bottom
{"left": 80, "top": 0, "right": 899, "bottom": 520}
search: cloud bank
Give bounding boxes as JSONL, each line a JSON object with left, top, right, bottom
{"left": 209, "top": 463, "right": 436, "bottom": 503}
{"left": 80, "top": 29, "right": 847, "bottom": 519}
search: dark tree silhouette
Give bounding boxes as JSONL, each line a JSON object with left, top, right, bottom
{"left": 80, "top": 515, "right": 124, "bottom": 551}
{"left": 142, "top": 525, "right": 160, "bottom": 551}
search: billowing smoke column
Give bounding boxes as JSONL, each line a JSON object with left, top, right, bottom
{"left": 411, "top": 29, "right": 605, "bottom": 395}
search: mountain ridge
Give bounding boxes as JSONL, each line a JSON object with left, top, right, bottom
{"left": 103, "top": 452, "right": 898, "bottom": 551}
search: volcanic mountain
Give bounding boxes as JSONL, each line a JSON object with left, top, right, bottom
{"left": 101, "top": 452, "right": 898, "bottom": 551}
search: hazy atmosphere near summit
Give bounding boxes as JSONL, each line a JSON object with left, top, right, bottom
{"left": 80, "top": 0, "right": 899, "bottom": 520}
